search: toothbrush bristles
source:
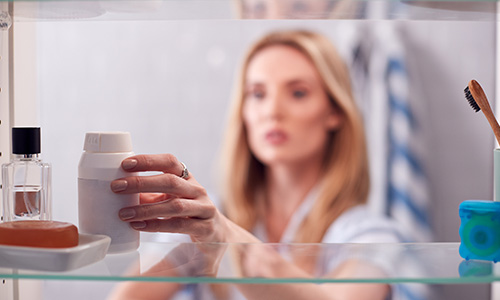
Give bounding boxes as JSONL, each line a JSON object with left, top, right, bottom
{"left": 464, "top": 86, "right": 481, "bottom": 112}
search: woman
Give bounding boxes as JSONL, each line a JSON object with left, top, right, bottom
{"left": 110, "top": 30, "right": 405, "bottom": 300}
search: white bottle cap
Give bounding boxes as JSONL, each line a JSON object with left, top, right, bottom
{"left": 83, "top": 132, "right": 133, "bottom": 153}
{"left": 79, "top": 132, "right": 135, "bottom": 180}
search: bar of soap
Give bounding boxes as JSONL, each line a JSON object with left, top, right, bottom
{"left": 0, "top": 220, "right": 79, "bottom": 248}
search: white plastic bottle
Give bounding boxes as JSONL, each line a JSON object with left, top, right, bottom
{"left": 78, "top": 132, "right": 139, "bottom": 253}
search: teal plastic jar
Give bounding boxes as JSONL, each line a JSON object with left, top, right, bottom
{"left": 459, "top": 200, "right": 500, "bottom": 262}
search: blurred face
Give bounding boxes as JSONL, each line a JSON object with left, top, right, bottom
{"left": 243, "top": 45, "right": 342, "bottom": 167}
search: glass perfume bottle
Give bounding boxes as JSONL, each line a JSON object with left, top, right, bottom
{"left": 2, "top": 127, "right": 51, "bottom": 222}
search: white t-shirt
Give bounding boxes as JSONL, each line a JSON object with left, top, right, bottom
{"left": 256, "top": 189, "right": 430, "bottom": 300}
{"left": 252, "top": 188, "right": 405, "bottom": 244}
{"left": 248, "top": 190, "right": 416, "bottom": 296}
{"left": 172, "top": 189, "right": 429, "bottom": 300}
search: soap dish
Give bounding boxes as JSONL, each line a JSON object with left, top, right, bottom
{"left": 0, "top": 233, "right": 111, "bottom": 272}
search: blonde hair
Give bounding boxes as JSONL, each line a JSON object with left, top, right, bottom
{"left": 221, "top": 30, "right": 369, "bottom": 243}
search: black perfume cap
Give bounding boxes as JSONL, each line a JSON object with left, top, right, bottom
{"left": 12, "top": 127, "right": 41, "bottom": 154}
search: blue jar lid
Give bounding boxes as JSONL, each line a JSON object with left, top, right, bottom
{"left": 460, "top": 200, "right": 500, "bottom": 213}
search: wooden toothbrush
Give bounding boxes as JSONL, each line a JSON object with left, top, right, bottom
{"left": 464, "top": 79, "right": 500, "bottom": 145}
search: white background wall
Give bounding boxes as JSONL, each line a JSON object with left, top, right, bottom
{"left": 401, "top": 20, "right": 495, "bottom": 300}
{"left": 9, "top": 12, "right": 495, "bottom": 300}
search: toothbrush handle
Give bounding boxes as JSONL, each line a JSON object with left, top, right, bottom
{"left": 483, "top": 107, "right": 500, "bottom": 146}
{"left": 470, "top": 80, "right": 500, "bottom": 145}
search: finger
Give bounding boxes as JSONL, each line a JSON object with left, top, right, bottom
{"left": 119, "top": 198, "right": 216, "bottom": 221}
{"left": 139, "top": 193, "right": 171, "bottom": 204}
{"left": 121, "top": 154, "right": 187, "bottom": 178}
{"left": 128, "top": 217, "right": 215, "bottom": 237}
{"left": 111, "top": 173, "right": 205, "bottom": 198}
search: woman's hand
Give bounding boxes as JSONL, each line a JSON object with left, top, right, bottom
{"left": 110, "top": 154, "right": 228, "bottom": 243}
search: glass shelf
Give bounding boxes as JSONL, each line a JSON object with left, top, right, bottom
{"left": 0, "top": 242, "right": 498, "bottom": 285}
{"left": 3, "top": 0, "right": 498, "bottom": 22}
